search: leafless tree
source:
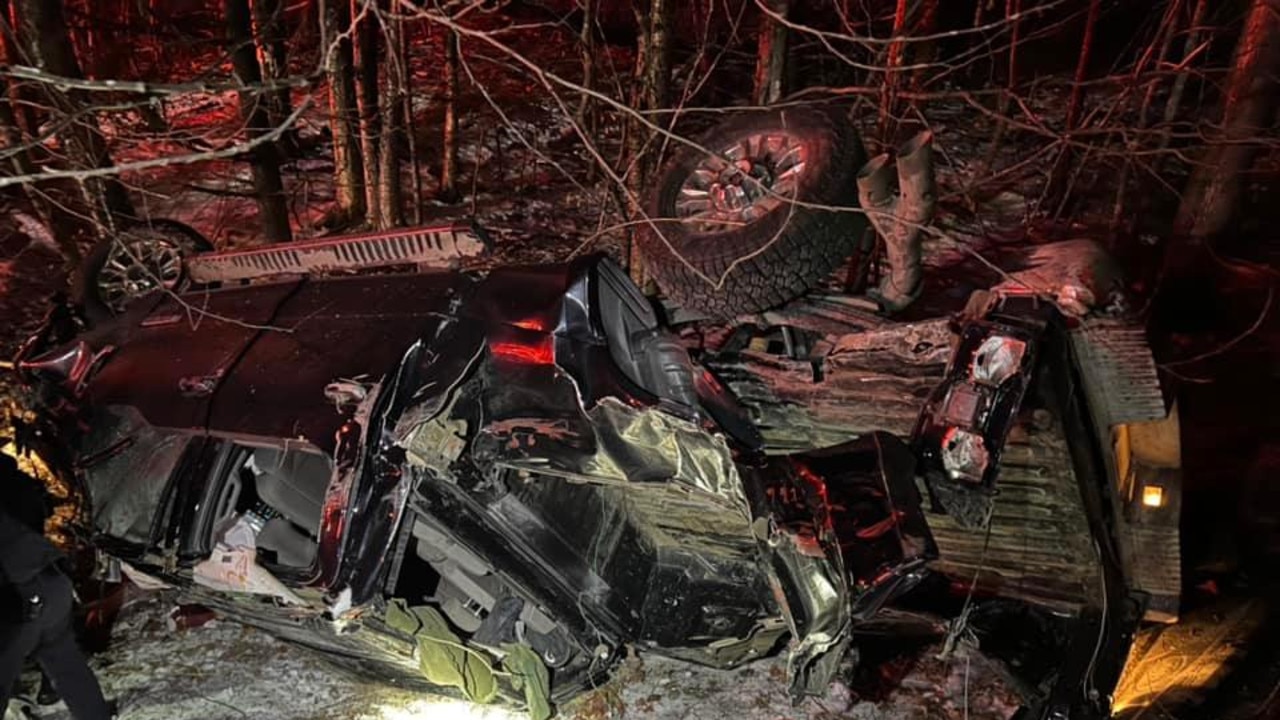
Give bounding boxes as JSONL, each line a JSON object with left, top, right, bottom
{"left": 322, "top": 0, "right": 366, "bottom": 224}
{"left": 1171, "top": 0, "right": 1279, "bottom": 267}
{"left": 226, "top": 0, "right": 293, "bottom": 242}
{"left": 252, "top": 0, "right": 298, "bottom": 154}
{"left": 752, "top": 0, "right": 788, "bottom": 105}
{"left": 355, "top": 0, "right": 382, "bottom": 228}
{"left": 0, "top": 0, "right": 83, "bottom": 261}
{"left": 439, "top": 27, "right": 460, "bottom": 203}
{"left": 14, "top": 0, "right": 135, "bottom": 226}
{"left": 376, "top": 3, "right": 406, "bottom": 228}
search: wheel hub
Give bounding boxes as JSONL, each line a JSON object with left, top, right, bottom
{"left": 675, "top": 132, "right": 807, "bottom": 233}
{"left": 97, "top": 237, "right": 185, "bottom": 312}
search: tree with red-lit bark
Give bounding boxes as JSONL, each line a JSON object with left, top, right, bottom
{"left": 252, "top": 0, "right": 298, "bottom": 155}
{"left": 1170, "top": 0, "right": 1280, "bottom": 271}
{"left": 439, "top": 27, "right": 460, "bottom": 203}
{"left": 878, "top": 0, "right": 909, "bottom": 140}
{"left": 321, "top": 0, "right": 365, "bottom": 224}
{"left": 909, "top": 0, "right": 939, "bottom": 92}
{"left": 376, "top": 6, "right": 405, "bottom": 228}
{"left": 226, "top": 0, "right": 292, "bottom": 242}
{"left": 576, "top": 0, "right": 594, "bottom": 127}
{"left": 0, "top": 0, "right": 83, "bottom": 262}
{"left": 1, "top": 1, "right": 38, "bottom": 138}
{"left": 1044, "top": 0, "right": 1101, "bottom": 212}
{"left": 13, "top": 0, "right": 135, "bottom": 229}
{"left": 752, "top": 0, "right": 788, "bottom": 105}
{"left": 625, "top": 0, "right": 673, "bottom": 284}
{"left": 354, "top": 0, "right": 382, "bottom": 229}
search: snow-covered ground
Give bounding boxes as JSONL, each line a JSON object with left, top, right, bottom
{"left": 6, "top": 587, "right": 1018, "bottom": 720}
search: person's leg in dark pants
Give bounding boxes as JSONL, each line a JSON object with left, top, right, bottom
{"left": 0, "top": 620, "right": 40, "bottom": 712}
{"left": 32, "top": 571, "right": 110, "bottom": 720}
{"left": 38, "top": 668, "right": 60, "bottom": 705}
{"left": 0, "top": 615, "right": 42, "bottom": 714}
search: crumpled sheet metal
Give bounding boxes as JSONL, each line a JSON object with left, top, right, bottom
{"left": 485, "top": 396, "right": 749, "bottom": 512}
{"left": 403, "top": 412, "right": 468, "bottom": 469}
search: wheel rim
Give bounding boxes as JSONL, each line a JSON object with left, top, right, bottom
{"left": 674, "top": 131, "right": 808, "bottom": 233}
{"left": 96, "top": 237, "right": 186, "bottom": 312}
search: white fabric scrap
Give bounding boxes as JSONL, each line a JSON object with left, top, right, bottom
{"left": 120, "top": 561, "right": 172, "bottom": 591}
{"left": 193, "top": 515, "right": 306, "bottom": 606}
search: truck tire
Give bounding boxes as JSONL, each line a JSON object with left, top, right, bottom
{"left": 74, "top": 218, "right": 213, "bottom": 324}
{"left": 638, "top": 107, "right": 867, "bottom": 319}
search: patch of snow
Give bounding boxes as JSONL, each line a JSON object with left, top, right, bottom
{"left": 6, "top": 591, "right": 1018, "bottom": 720}
{"left": 12, "top": 213, "right": 58, "bottom": 253}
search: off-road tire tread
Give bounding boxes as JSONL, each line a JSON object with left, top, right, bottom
{"left": 638, "top": 107, "right": 867, "bottom": 319}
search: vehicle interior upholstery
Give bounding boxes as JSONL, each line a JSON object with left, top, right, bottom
{"left": 221, "top": 446, "right": 333, "bottom": 568}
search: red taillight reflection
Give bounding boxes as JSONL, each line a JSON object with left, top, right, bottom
{"left": 490, "top": 339, "right": 555, "bottom": 365}
{"left": 511, "top": 316, "right": 547, "bottom": 332}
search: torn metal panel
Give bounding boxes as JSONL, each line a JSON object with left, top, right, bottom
{"left": 705, "top": 318, "right": 954, "bottom": 451}
{"left": 485, "top": 396, "right": 749, "bottom": 512}
{"left": 382, "top": 257, "right": 947, "bottom": 704}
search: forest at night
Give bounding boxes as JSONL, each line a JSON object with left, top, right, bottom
{"left": 0, "top": 1, "right": 1277, "bottom": 719}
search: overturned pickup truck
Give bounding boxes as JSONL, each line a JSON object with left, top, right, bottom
{"left": 12, "top": 216, "right": 1175, "bottom": 718}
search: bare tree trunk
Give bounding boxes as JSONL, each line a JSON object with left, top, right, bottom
{"left": 354, "top": 0, "right": 381, "bottom": 228}
{"left": 438, "top": 28, "right": 460, "bottom": 203}
{"left": 1156, "top": 0, "right": 1208, "bottom": 163}
{"left": 1, "top": 2, "right": 39, "bottom": 137}
{"left": 639, "top": 0, "right": 672, "bottom": 118}
{"left": 1111, "top": 0, "right": 1181, "bottom": 230}
{"left": 576, "top": 0, "right": 594, "bottom": 123}
{"left": 628, "top": 0, "right": 673, "bottom": 178}
{"left": 0, "top": 3, "right": 34, "bottom": 164}
{"left": 0, "top": 0, "right": 81, "bottom": 262}
{"left": 251, "top": 0, "right": 295, "bottom": 152}
{"left": 751, "top": 0, "right": 788, "bottom": 105}
{"left": 624, "top": 0, "right": 648, "bottom": 201}
{"left": 976, "top": 0, "right": 1020, "bottom": 184}
{"left": 1062, "top": 0, "right": 1100, "bottom": 137}
{"left": 878, "top": 0, "right": 909, "bottom": 141}
{"left": 15, "top": 0, "right": 135, "bottom": 226}
{"left": 321, "top": 0, "right": 365, "bottom": 223}
{"left": 625, "top": 0, "right": 673, "bottom": 286}
{"left": 909, "top": 0, "right": 940, "bottom": 91}
{"left": 402, "top": 21, "right": 421, "bottom": 223}
{"left": 1044, "top": 0, "right": 1101, "bottom": 211}
{"left": 227, "top": 0, "right": 292, "bottom": 242}
{"left": 376, "top": 6, "right": 404, "bottom": 228}
{"left": 1171, "top": 0, "right": 1279, "bottom": 264}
